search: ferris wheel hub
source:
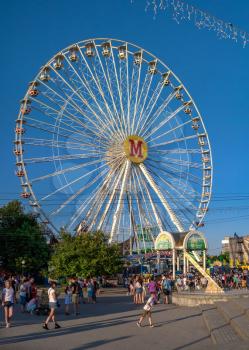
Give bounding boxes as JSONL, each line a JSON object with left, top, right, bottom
{"left": 123, "top": 135, "right": 148, "bottom": 164}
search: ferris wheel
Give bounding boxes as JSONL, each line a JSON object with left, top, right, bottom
{"left": 14, "top": 38, "right": 212, "bottom": 249}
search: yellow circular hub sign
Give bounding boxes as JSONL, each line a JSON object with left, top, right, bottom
{"left": 123, "top": 135, "right": 148, "bottom": 163}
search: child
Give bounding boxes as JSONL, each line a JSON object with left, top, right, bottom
{"left": 26, "top": 297, "right": 37, "bottom": 314}
{"left": 64, "top": 285, "right": 72, "bottom": 315}
{"left": 136, "top": 292, "right": 156, "bottom": 328}
{"left": 87, "top": 280, "right": 94, "bottom": 303}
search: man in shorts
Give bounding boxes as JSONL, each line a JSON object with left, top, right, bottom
{"left": 71, "top": 277, "right": 80, "bottom": 315}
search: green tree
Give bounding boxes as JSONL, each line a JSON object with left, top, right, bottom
{"left": 49, "top": 231, "right": 122, "bottom": 278}
{"left": 0, "top": 200, "right": 50, "bottom": 273}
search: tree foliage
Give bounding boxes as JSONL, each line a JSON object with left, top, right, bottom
{"left": 49, "top": 231, "right": 122, "bottom": 278}
{"left": 0, "top": 200, "right": 50, "bottom": 273}
{"left": 207, "top": 252, "right": 230, "bottom": 266}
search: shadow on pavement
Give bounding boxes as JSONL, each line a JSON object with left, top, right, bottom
{"left": 172, "top": 335, "right": 211, "bottom": 350}
{"left": 71, "top": 336, "right": 132, "bottom": 350}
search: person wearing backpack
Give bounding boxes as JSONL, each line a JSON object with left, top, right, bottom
{"left": 162, "top": 275, "right": 172, "bottom": 304}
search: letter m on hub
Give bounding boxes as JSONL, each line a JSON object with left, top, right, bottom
{"left": 129, "top": 139, "right": 143, "bottom": 158}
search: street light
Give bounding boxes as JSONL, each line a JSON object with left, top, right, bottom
{"left": 21, "top": 260, "right": 25, "bottom": 276}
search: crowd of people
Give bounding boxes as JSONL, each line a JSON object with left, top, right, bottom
{"left": 1, "top": 268, "right": 249, "bottom": 329}
{"left": 0, "top": 273, "right": 100, "bottom": 329}
{"left": 127, "top": 274, "right": 173, "bottom": 305}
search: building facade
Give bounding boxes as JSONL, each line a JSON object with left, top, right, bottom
{"left": 221, "top": 233, "right": 249, "bottom": 266}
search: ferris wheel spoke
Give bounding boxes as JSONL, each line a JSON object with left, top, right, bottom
{"left": 68, "top": 183, "right": 104, "bottom": 231}
{"left": 134, "top": 166, "right": 160, "bottom": 239}
{"left": 38, "top": 78, "right": 115, "bottom": 140}
{"left": 134, "top": 72, "right": 154, "bottom": 135}
{"left": 139, "top": 163, "right": 184, "bottom": 232}
{"left": 147, "top": 167, "right": 198, "bottom": 226}
{"left": 135, "top": 166, "right": 163, "bottom": 233}
{"left": 149, "top": 134, "right": 198, "bottom": 148}
{"left": 138, "top": 79, "right": 165, "bottom": 134}
{"left": 97, "top": 163, "right": 127, "bottom": 231}
{"left": 92, "top": 43, "right": 126, "bottom": 139}
{"left": 154, "top": 177, "right": 195, "bottom": 226}
{"left": 24, "top": 152, "right": 102, "bottom": 164}
{"left": 107, "top": 45, "right": 126, "bottom": 132}
{"left": 146, "top": 159, "right": 202, "bottom": 188}
{"left": 118, "top": 44, "right": 130, "bottom": 135}
{"left": 41, "top": 161, "right": 107, "bottom": 202}
{"left": 109, "top": 160, "right": 131, "bottom": 243}
{"left": 143, "top": 103, "right": 186, "bottom": 140}
{"left": 61, "top": 63, "right": 118, "bottom": 137}
{"left": 24, "top": 117, "right": 107, "bottom": 149}
{"left": 151, "top": 119, "right": 193, "bottom": 143}
{"left": 132, "top": 167, "right": 153, "bottom": 252}
{"left": 70, "top": 158, "right": 124, "bottom": 230}
{"left": 127, "top": 190, "right": 141, "bottom": 253}
{"left": 30, "top": 158, "right": 104, "bottom": 183}
{"left": 149, "top": 156, "right": 203, "bottom": 169}
{"left": 147, "top": 164, "right": 199, "bottom": 211}
{"left": 127, "top": 63, "right": 138, "bottom": 135}
{"left": 145, "top": 167, "right": 195, "bottom": 229}
{"left": 30, "top": 95, "right": 108, "bottom": 142}
{"left": 130, "top": 59, "right": 143, "bottom": 135}
{"left": 132, "top": 180, "right": 147, "bottom": 252}
{"left": 104, "top": 56, "right": 125, "bottom": 135}
{"left": 150, "top": 148, "right": 201, "bottom": 155}
{"left": 87, "top": 158, "right": 126, "bottom": 232}
{"left": 23, "top": 137, "right": 107, "bottom": 152}
{"left": 49, "top": 65, "right": 113, "bottom": 139}
{"left": 49, "top": 165, "right": 109, "bottom": 218}
{"left": 24, "top": 120, "right": 106, "bottom": 148}
{"left": 63, "top": 54, "right": 118, "bottom": 135}
{"left": 76, "top": 46, "right": 124, "bottom": 140}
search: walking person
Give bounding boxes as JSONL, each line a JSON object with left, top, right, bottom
{"left": 2, "top": 280, "right": 14, "bottom": 328}
{"left": 87, "top": 279, "right": 94, "bottom": 304}
{"left": 136, "top": 292, "right": 156, "bottom": 328}
{"left": 64, "top": 284, "right": 72, "bottom": 315}
{"left": 19, "top": 278, "right": 27, "bottom": 313}
{"left": 71, "top": 277, "right": 80, "bottom": 315}
{"left": 134, "top": 276, "right": 143, "bottom": 304}
{"left": 42, "top": 281, "right": 61, "bottom": 330}
{"left": 162, "top": 275, "right": 172, "bottom": 304}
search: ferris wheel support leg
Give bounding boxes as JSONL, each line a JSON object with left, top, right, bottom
{"left": 172, "top": 248, "right": 176, "bottom": 280}
{"left": 97, "top": 164, "right": 126, "bottom": 231}
{"left": 109, "top": 160, "right": 131, "bottom": 244}
{"left": 203, "top": 250, "right": 206, "bottom": 271}
{"left": 139, "top": 163, "right": 184, "bottom": 232}
{"left": 183, "top": 249, "right": 187, "bottom": 275}
{"left": 139, "top": 173, "right": 163, "bottom": 233}
{"left": 177, "top": 255, "right": 180, "bottom": 271}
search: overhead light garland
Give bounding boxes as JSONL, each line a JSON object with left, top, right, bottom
{"left": 132, "top": 0, "right": 249, "bottom": 48}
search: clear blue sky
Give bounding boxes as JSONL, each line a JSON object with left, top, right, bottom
{"left": 1, "top": 0, "right": 249, "bottom": 253}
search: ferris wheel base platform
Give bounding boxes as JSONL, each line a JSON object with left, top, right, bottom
{"left": 173, "top": 289, "right": 249, "bottom": 307}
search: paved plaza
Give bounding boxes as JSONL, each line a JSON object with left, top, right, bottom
{"left": 1, "top": 292, "right": 249, "bottom": 350}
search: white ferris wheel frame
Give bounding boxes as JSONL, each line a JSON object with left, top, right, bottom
{"left": 14, "top": 37, "right": 213, "bottom": 243}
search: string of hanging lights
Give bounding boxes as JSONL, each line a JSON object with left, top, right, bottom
{"left": 132, "top": 0, "right": 249, "bottom": 48}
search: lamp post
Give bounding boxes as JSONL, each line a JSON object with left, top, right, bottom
{"left": 21, "top": 260, "right": 25, "bottom": 276}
